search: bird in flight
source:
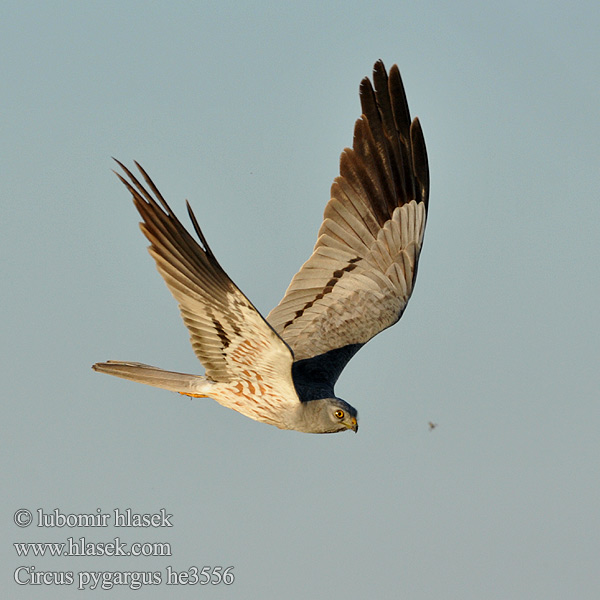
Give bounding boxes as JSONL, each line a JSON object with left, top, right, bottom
{"left": 93, "top": 60, "right": 429, "bottom": 434}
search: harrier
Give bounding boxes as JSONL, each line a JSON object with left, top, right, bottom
{"left": 93, "top": 60, "right": 429, "bottom": 433}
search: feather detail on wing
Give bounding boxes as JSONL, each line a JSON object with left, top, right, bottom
{"left": 114, "top": 161, "right": 296, "bottom": 394}
{"left": 267, "top": 61, "right": 429, "bottom": 361}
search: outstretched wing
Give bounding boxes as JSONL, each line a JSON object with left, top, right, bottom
{"left": 267, "top": 61, "right": 429, "bottom": 365}
{"left": 115, "top": 161, "right": 295, "bottom": 387}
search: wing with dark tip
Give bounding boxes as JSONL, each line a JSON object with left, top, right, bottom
{"left": 267, "top": 61, "right": 429, "bottom": 367}
{"left": 115, "top": 161, "right": 295, "bottom": 387}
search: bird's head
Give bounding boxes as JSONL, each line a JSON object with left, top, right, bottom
{"left": 300, "top": 397, "right": 358, "bottom": 434}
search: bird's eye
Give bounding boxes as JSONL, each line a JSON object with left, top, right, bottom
{"left": 334, "top": 410, "right": 344, "bottom": 419}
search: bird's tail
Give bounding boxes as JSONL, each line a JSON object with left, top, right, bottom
{"left": 92, "top": 361, "right": 212, "bottom": 397}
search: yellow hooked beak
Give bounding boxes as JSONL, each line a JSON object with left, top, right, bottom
{"left": 348, "top": 417, "right": 358, "bottom": 433}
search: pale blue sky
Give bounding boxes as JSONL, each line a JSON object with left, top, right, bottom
{"left": 2, "top": 1, "right": 599, "bottom": 598}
